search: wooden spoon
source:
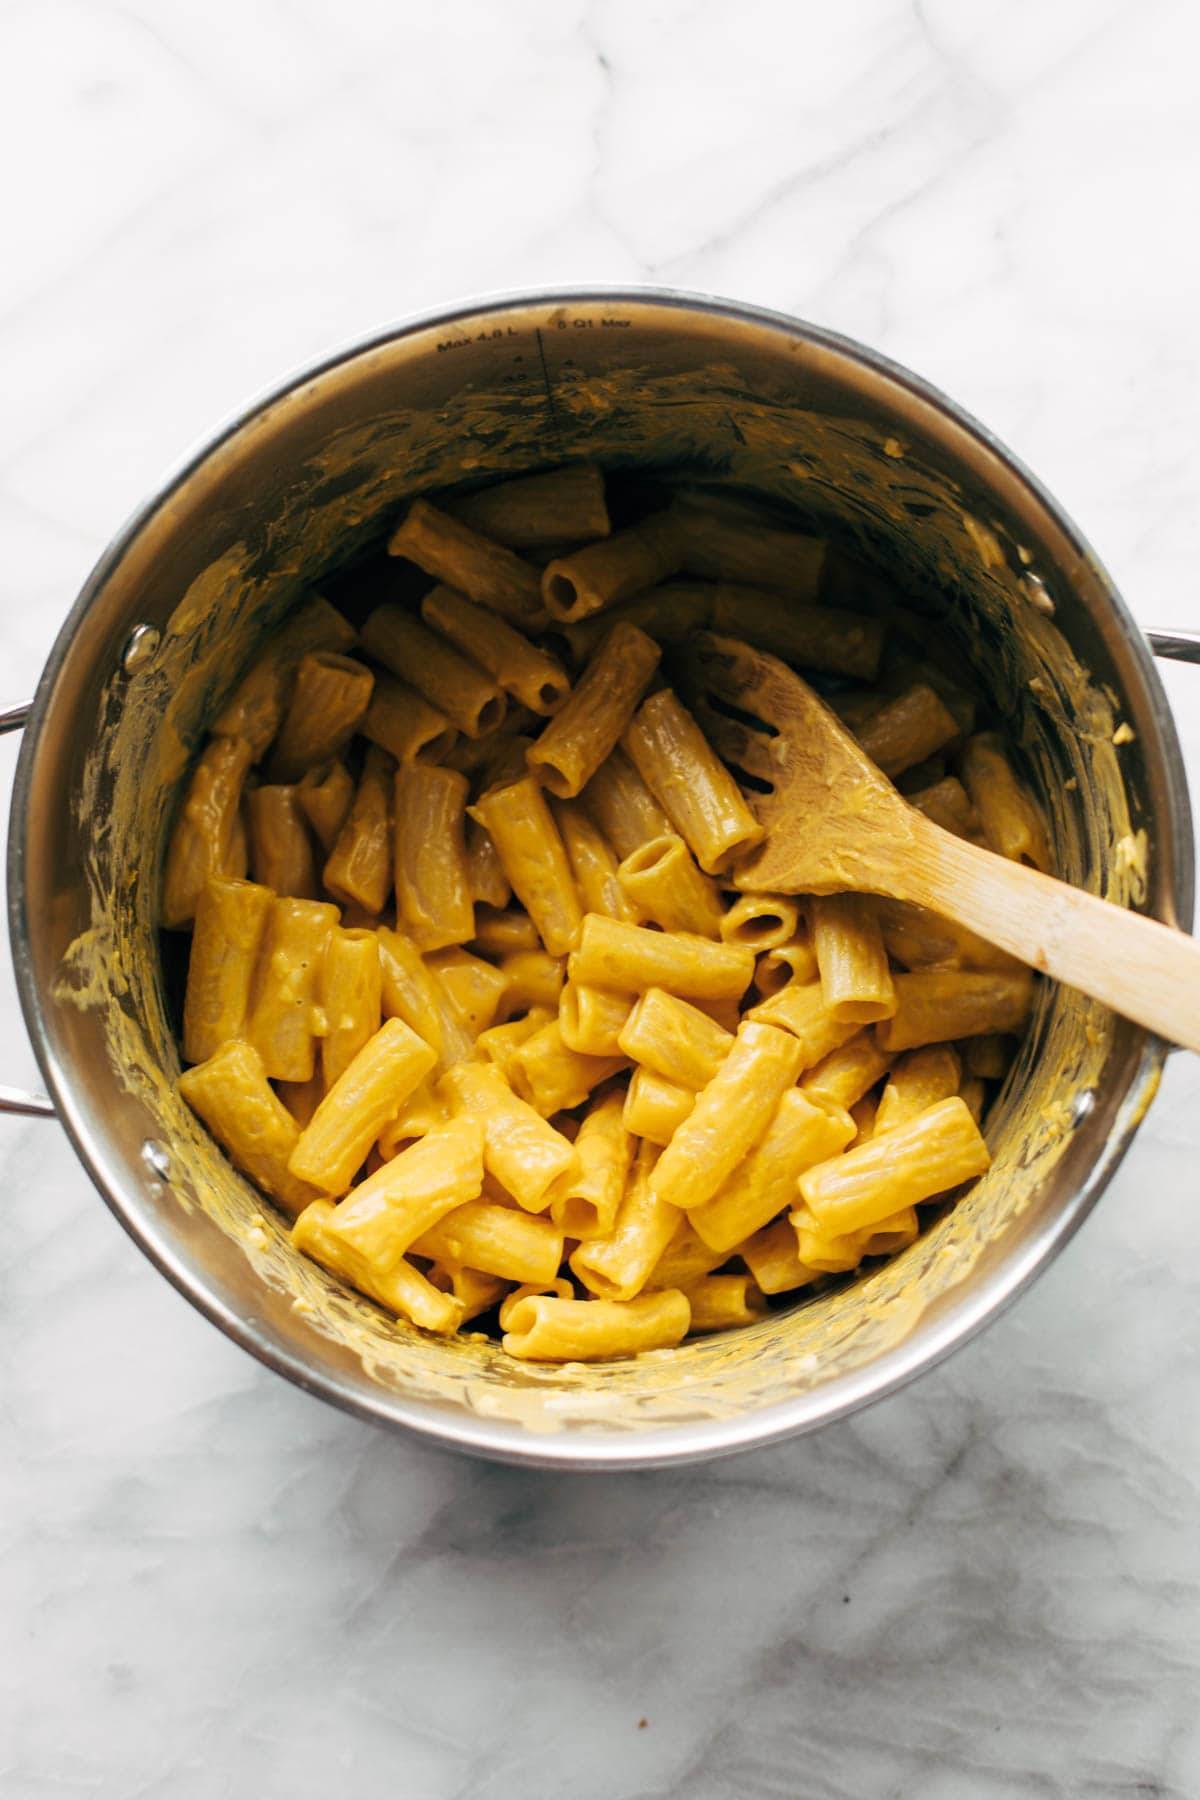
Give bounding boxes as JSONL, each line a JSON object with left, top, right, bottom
{"left": 679, "top": 631, "right": 1200, "bottom": 1054}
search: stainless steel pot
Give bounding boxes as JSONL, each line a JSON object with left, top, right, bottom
{"left": 5, "top": 289, "right": 1198, "bottom": 1468}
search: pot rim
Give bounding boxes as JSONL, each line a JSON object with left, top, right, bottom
{"left": 9, "top": 286, "right": 1192, "bottom": 1469}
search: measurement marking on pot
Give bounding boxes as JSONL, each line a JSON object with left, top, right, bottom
{"left": 554, "top": 315, "right": 631, "bottom": 329}
{"left": 535, "top": 327, "right": 567, "bottom": 455}
{"left": 436, "top": 326, "right": 522, "bottom": 353}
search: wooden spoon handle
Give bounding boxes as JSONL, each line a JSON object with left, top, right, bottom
{"left": 901, "top": 817, "right": 1200, "bottom": 1053}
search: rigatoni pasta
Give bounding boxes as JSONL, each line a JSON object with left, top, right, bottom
{"left": 549, "top": 1084, "right": 633, "bottom": 1240}
{"left": 388, "top": 498, "right": 544, "bottom": 628}
{"left": 670, "top": 499, "right": 826, "bottom": 595}
{"left": 571, "top": 914, "right": 754, "bottom": 1002}
{"left": 790, "top": 1207, "right": 865, "bottom": 1275}
{"left": 873, "top": 1043, "right": 961, "bottom": 1134}
{"left": 738, "top": 1219, "right": 820, "bottom": 1295}
{"left": 857, "top": 1208, "right": 921, "bottom": 1256}
{"left": 616, "top": 834, "right": 723, "bottom": 938}
{"left": 375, "top": 924, "right": 461, "bottom": 1065}
{"left": 277, "top": 1072, "right": 325, "bottom": 1131}
{"left": 623, "top": 1066, "right": 696, "bottom": 1146}
{"left": 174, "top": 465, "right": 1038, "bottom": 1364}
{"left": 297, "top": 759, "right": 356, "bottom": 851}
{"left": 363, "top": 603, "right": 506, "bottom": 739}
{"left": 246, "top": 785, "right": 318, "bottom": 900}
{"left": 267, "top": 652, "right": 374, "bottom": 781}
{"left": 645, "top": 1220, "right": 728, "bottom": 1292}
{"left": 556, "top": 583, "right": 714, "bottom": 662}
{"left": 441, "top": 1061, "right": 577, "bottom": 1214}
{"left": 508, "top": 1018, "right": 626, "bottom": 1116}
{"left": 623, "top": 687, "right": 764, "bottom": 874}
{"left": 876, "top": 970, "right": 1034, "bottom": 1052}
{"left": 323, "top": 746, "right": 393, "bottom": 915}
{"left": 444, "top": 463, "right": 609, "bottom": 550}
{"left": 421, "top": 585, "right": 571, "bottom": 715}
{"left": 964, "top": 1034, "right": 1015, "bottom": 1081}
{"left": 412, "top": 1201, "right": 564, "bottom": 1287}
{"left": 810, "top": 893, "right": 896, "bottom": 1023}
{"left": 178, "top": 1039, "right": 321, "bottom": 1218}
{"left": 469, "top": 775, "right": 583, "bottom": 956}
{"left": 471, "top": 906, "right": 541, "bottom": 958}
{"left": 959, "top": 1076, "right": 987, "bottom": 1123}
{"left": 553, "top": 800, "right": 639, "bottom": 923}
{"left": 211, "top": 595, "right": 357, "bottom": 760}
{"left": 245, "top": 896, "right": 339, "bottom": 1082}
{"left": 581, "top": 746, "right": 670, "bottom": 858}
{"left": 393, "top": 763, "right": 474, "bottom": 951}
{"left": 542, "top": 511, "right": 683, "bottom": 623}
{"left": 494, "top": 948, "right": 566, "bottom": 1019}
{"left": 425, "top": 947, "right": 509, "bottom": 1038}
{"left": 800, "top": 1030, "right": 891, "bottom": 1111}
{"left": 290, "top": 1018, "right": 440, "bottom": 1195}
{"left": 464, "top": 818, "right": 511, "bottom": 910}
{"left": 796, "top": 1096, "right": 990, "bottom": 1236}
{"left": 430, "top": 1264, "right": 509, "bottom": 1324}
{"left": 360, "top": 671, "right": 455, "bottom": 766}
{"left": 908, "top": 774, "right": 976, "bottom": 838}
{"left": 299, "top": 1116, "right": 483, "bottom": 1268}
{"left": 720, "top": 893, "right": 802, "bottom": 953}
{"left": 319, "top": 927, "right": 383, "bottom": 1090}
{"left": 708, "top": 585, "right": 882, "bottom": 680}
{"left": 292, "top": 1200, "right": 464, "bottom": 1333}
{"left": 875, "top": 896, "right": 1024, "bottom": 975}
{"left": 503, "top": 1289, "right": 690, "bottom": 1360}
{"left": 571, "top": 1138, "right": 680, "bottom": 1302}
{"left": 848, "top": 1093, "right": 877, "bottom": 1145}
{"left": 375, "top": 1080, "right": 450, "bottom": 1158}
{"left": 496, "top": 1276, "right": 575, "bottom": 1331}
{"left": 684, "top": 1274, "right": 767, "bottom": 1332}
{"left": 854, "top": 681, "right": 960, "bottom": 778}
{"left": 689, "top": 1088, "right": 854, "bottom": 1254}
{"left": 754, "top": 936, "right": 819, "bottom": 997}
{"left": 960, "top": 732, "right": 1051, "bottom": 871}
{"left": 474, "top": 1009, "right": 554, "bottom": 1084}
{"left": 746, "top": 980, "right": 860, "bottom": 1069}
{"left": 617, "top": 987, "right": 733, "bottom": 1091}
{"left": 163, "top": 736, "right": 255, "bottom": 928}
{"left": 182, "top": 877, "right": 274, "bottom": 1065}
{"left": 648, "top": 1021, "right": 805, "bottom": 1213}
{"left": 526, "top": 621, "right": 661, "bottom": 799}
{"left": 559, "top": 983, "right": 634, "bottom": 1058}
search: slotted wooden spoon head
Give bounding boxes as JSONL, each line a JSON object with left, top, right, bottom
{"left": 678, "top": 631, "right": 924, "bottom": 895}
{"left": 680, "top": 634, "right": 1200, "bottom": 1055}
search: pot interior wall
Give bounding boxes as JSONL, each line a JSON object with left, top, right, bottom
{"left": 21, "top": 300, "right": 1171, "bottom": 1451}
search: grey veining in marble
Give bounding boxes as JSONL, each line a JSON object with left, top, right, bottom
{"left": 2, "top": 2, "right": 1200, "bottom": 1795}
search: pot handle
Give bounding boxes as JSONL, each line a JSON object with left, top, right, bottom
{"left": 1149, "top": 630, "right": 1200, "bottom": 1055}
{"left": 1148, "top": 629, "right": 1200, "bottom": 664}
{"left": 0, "top": 702, "right": 56, "bottom": 1118}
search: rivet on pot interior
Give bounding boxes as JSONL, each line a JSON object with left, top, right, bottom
{"left": 141, "top": 1139, "right": 172, "bottom": 1182}
{"left": 122, "top": 623, "right": 161, "bottom": 676}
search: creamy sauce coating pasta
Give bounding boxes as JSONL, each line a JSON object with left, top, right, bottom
{"left": 169, "top": 465, "right": 1041, "bottom": 1363}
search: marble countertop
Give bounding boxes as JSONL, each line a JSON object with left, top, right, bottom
{"left": 4, "top": 3, "right": 1200, "bottom": 1794}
